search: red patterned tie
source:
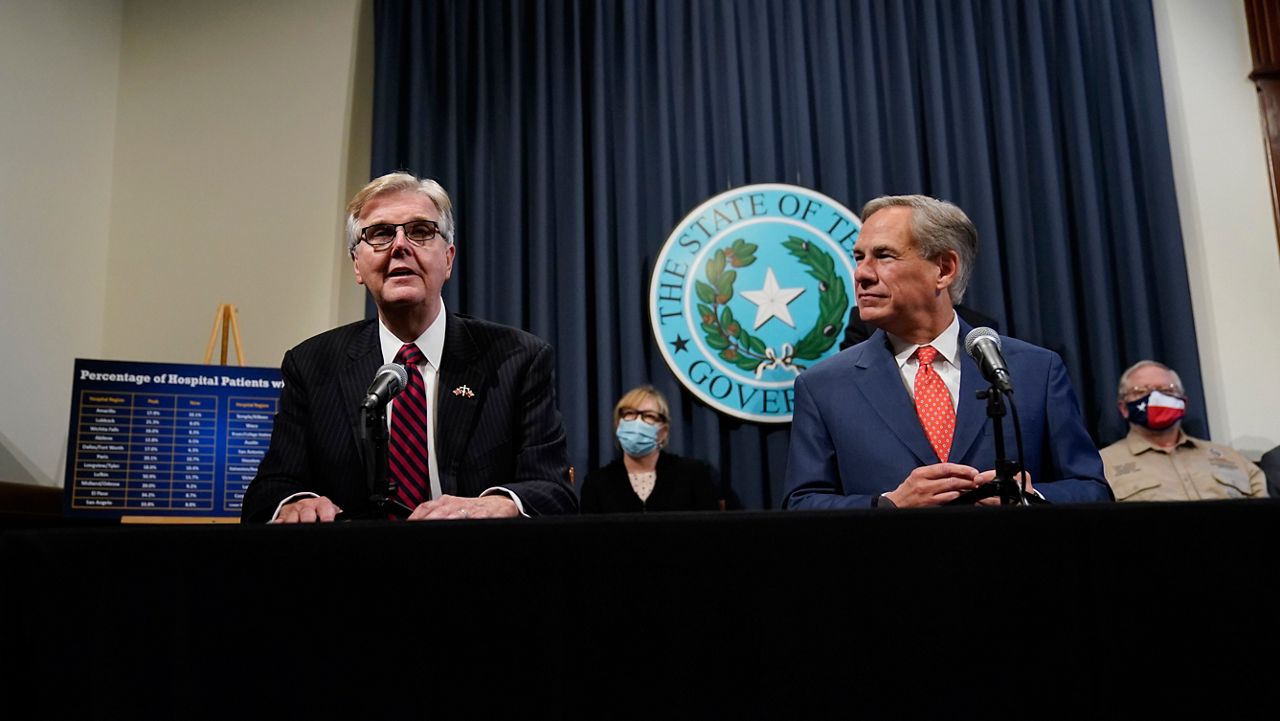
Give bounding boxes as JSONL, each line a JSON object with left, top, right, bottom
{"left": 388, "top": 343, "right": 429, "bottom": 511}
{"left": 914, "top": 345, "right": 955, "bottom": 463}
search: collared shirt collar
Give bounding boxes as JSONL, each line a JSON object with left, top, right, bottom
{"left": 1123, "top": 426, "right": 1197, "bottom": 455}
{"left": 377, "top": 303, "right": 446, "bottom": 369}
{"left": 887, "top": 312, "right": 960, "bottom": 369}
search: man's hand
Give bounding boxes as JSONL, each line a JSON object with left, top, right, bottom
{"left": 973, "top": 469, "right": 1034, "bottom": 506}
{"left": 408, "top": 494, "right": 519, "bottom": 520}
{"left": 272, "top": 496, "right": 342, "bottom": 523}
{"left": 884, "top": 463, "right": 981, "bottom": 508}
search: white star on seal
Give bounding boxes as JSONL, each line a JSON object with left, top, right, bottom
{"left": 740, "top": 267, "right": 806, "bottom": 330}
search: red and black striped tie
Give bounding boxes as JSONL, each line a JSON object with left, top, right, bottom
{"left": 388, "top": 343, "right": 429, "bottom": 511}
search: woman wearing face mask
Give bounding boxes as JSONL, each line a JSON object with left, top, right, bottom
{"left": 579, "top": 385, "right": 721, "bottom": 513}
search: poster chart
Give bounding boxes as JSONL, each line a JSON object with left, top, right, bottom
{"left": 63, "top": 359, "right": 283, "bottom": 521}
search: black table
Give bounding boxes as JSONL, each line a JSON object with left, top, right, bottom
{"left": 3, "top": 501, "right": 1276, "bottom": 719}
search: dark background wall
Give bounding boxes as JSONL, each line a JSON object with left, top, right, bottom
{"left": 368, "top": 0, "right": 1205, "bottom": 508}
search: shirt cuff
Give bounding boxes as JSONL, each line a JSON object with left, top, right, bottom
{"left": 481, "top": 487, "right": 530, "bottom": 517}
{"left": 270, "top": 491, "right": 319, "bottom": 521}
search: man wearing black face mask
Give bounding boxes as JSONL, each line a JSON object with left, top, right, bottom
{"left": 1100, "top": 360, "right": 1267, "bottom": 502}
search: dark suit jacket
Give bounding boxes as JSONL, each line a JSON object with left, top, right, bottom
{"left": 241, "top": 314, "right": 576, "bottom": 522}
{"left": 579, "top": 452, "right": 720, "bottom": 513}
{"left": 1260, "top": 445, "right": 1280, "bottom": 500}
{"left": 784, "top": 321, "right": 1113, "bottom": 508}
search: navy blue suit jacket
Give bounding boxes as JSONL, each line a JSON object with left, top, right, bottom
{"left": 784, "top": 322, "right": 1112, "bottom": 508}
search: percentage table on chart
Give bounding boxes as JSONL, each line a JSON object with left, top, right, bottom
{"left": 65, "top": 359, "right": 283, "bottom": 520}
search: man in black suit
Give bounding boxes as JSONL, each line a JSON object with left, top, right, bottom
{"left": 242, "top": 173, "right": 576, "bottom": 523}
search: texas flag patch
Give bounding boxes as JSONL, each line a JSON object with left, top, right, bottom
{"left": 1142, "top": 390, "right": 1186, "bottom": 427}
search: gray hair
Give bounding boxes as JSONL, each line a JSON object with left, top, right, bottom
{"left": 1116, "top": 360, "right": 1184, "bottom": 400}
{"left": 345, "top": 172, "right": 456, "bottom": 255}
{"left": 861, "top": 194, "right": 977, "bottom": 303}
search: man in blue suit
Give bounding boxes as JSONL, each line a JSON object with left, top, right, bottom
{"left": 784, "top": 195, "right": 1112, "bottom": 508}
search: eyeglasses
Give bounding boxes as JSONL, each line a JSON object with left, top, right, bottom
{"left": 359, "top": 220, "right": 443, "bottom": 249}
{"left": 620, "top": 409, "right": 667, "bottom": 425}
{"left": 1122, "top": 384, "right": 1185, "bottom": 401}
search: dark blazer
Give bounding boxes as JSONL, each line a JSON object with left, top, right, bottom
{"left": 242, "top": 314, "right": 576, "bottom": 522}
{"left": 784, "top": 321, "right": 1113, "bottom": 508}
{"left": 1260, "top": 445, "right": 1280, "bottom": 500}
{"left": 579, "top": 452, "right": 720, "bottom": 513}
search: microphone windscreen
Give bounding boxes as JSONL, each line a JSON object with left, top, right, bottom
{"left": 377, "top": 362, "right": 409, "bottom": 391}
{"left": 963, "top": 326, "right": 1001, "bottom": 359}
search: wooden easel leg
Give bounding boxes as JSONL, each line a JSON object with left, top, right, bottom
{"left": 204, "top": 304, "right": 225, "bottom": 365}
{"left": 229, "top": 306, "right": 245, "bottom": 366}
{"left": 220, "top": 306, "right": 231, "bottom": 366}
{"left": 204, "top": 303, "right": 247, "bottom": 366}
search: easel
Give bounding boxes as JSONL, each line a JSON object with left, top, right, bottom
{"left": 117, "top": 304, "right": 249, "bottom": 525}
{"left": 203, "top": 303, "right": 245, "bottom": 366}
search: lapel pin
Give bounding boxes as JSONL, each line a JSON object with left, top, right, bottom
{"left": 452, "top": 385, "right": 475, "bottom": 398}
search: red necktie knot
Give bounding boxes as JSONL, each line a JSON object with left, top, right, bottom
{"left": 396, "top": 343, "right": 425, "bottom": 367}
{"left": 916, "top": 344, "right": 938, "bottom": 367}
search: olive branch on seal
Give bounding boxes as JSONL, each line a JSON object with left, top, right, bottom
{"left": 694, "top": 236, "right": 848, "bottom": 376}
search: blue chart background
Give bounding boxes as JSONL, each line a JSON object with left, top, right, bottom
{"left": 63, "top": 359, "right": 283, "bottom": 520}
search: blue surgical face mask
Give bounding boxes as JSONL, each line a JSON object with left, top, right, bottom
{"left": 616, "top": 418, "right": 660, "bottom": 457}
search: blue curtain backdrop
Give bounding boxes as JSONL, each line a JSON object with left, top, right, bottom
{"left": 368, "top": 0, "right": 1206, "bottom": 509}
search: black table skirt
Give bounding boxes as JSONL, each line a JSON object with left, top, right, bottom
{"left": 3, "top": 501, "right": 1277, "bottom": 719}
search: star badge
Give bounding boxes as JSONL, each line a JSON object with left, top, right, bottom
{"left": 452, "top": 385, "right": 475, "bottom": 398}
{"left": 740, "top": 267, "right": 805, "bottom": 329}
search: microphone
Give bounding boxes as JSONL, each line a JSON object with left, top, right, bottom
{"left": 362, "top": 363, "right": 409, "bottom": 410}
{"left": 964, "top": 327, "right": 1013, "bottom": 394}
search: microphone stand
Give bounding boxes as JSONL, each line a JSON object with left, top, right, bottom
{"left": 978, "top": 385, "right": 1028, "bottom": 506}
{"left": 356, "top": 399, "right": 410, "bottom": 519}
{"left": 948, "top": 383, "right": 1030, "bottom": 506}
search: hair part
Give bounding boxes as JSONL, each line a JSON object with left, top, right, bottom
{"left": 345, "top": 172, "right": 456, "bottom": 255}
{"left": 1116, "top": 360, "right": 1184, "bottom": 401}
{"left": 860, "top": 194, "right": 978, "bottom": 303}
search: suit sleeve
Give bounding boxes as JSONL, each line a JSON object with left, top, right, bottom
{"left": 241, "top": 349, "right": 316, "bottom": 523}
{"left": 783, "top": 373, "right": 877, "bottom": 509}
{"left": 498, "top": 342, "right": 578, "bottom": 515}
{"left": 1036, "top": 353, "right": 1114, "bottom": 504}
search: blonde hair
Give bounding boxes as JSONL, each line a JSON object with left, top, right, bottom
{"left": 345, "top": 172, "right": 455, "bottom": 255}
{"left": 612, "top": 385, "right": 671, "bottom": 428}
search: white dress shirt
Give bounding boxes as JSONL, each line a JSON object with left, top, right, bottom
{"left": 886, "top": 312, "right": 961, "bottom": 411}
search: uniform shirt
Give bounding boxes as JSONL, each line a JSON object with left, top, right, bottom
{"left": 1100, "top": 428, "right": 1268, "bottom": 502}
